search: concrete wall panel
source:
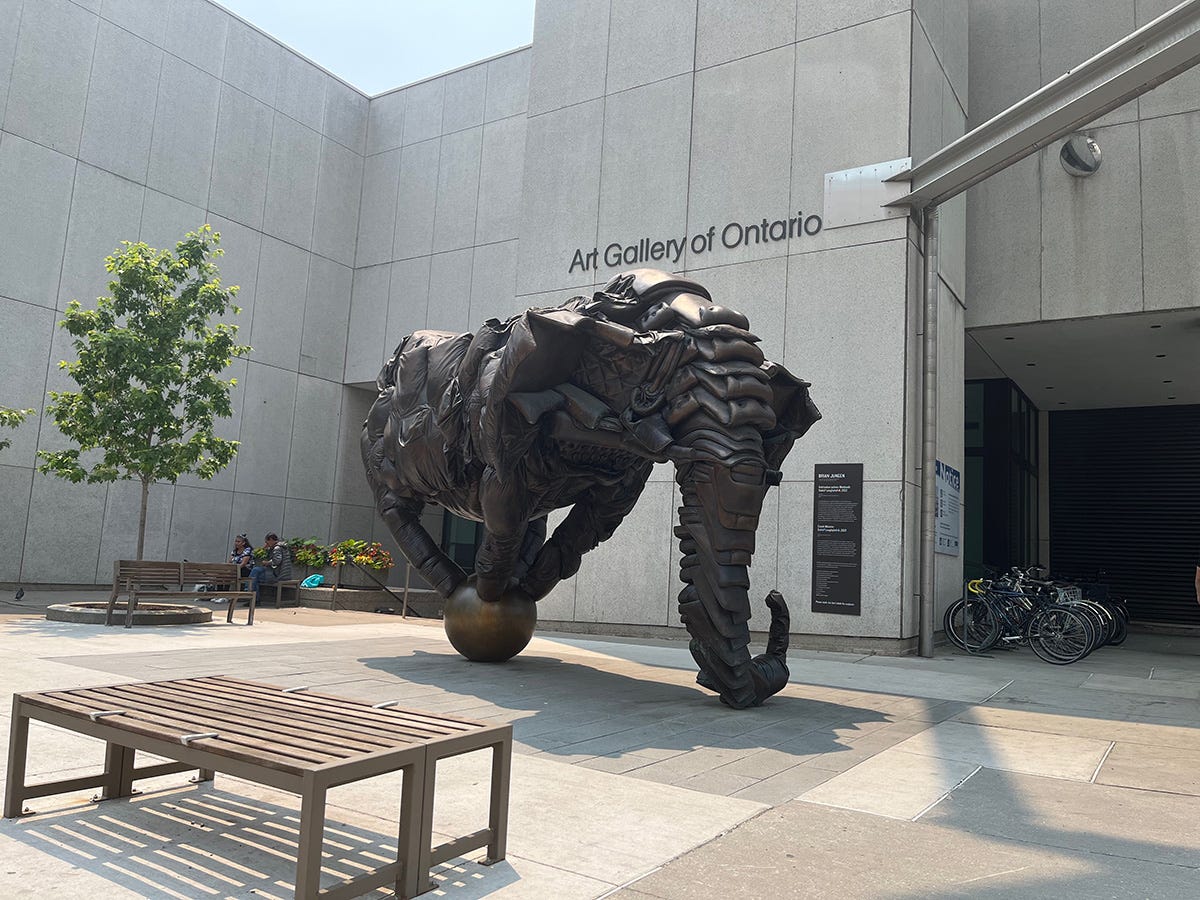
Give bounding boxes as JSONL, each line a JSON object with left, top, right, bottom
{"left": 95, "top": 480, "right": 173, "bottom": 577}
{"left": 386, "top": 255, "right": 431, "bottom": 351}
{"left": 394, "top": 139, "right": 441, "bottom": 260}
{"left": 574, "top": 481, "right": 673, "bottom": 626}
{"left": 250, "top": 236, "right": 309, "bottom": 371}
{"left": 332, "top": 387, "right": 374, "bottom": 509}
{"left": 517, "top": 98, "right": 604, "bottom": 295}
{"left": 469, "top": 240, "right": 519, "bottom": 324}
{"left": 596, "top": 74, "right": 691, "bottom": 281}
{"left": 300, "top": 256, "right": 352, "bottom": 382}
{"left": 344, "top": 264, "right": 391, "bottom": 384}
{"left": 101, "top": 0, "right": 166, "bottom": 44}
{"left": 5, "top": 0, "right": 97, "bottom": 155}
{"left": 147, "top": 55, "right": 221, "bottom": 208}
{"left": 1138, "top": 0, "right": 1200, "bottom": 118}
{"left": 965, "top": 154, "right": 1040, "bottom": 327}
{"left": 527, "top": 0, "right": 609, "bottom": 115}
{"left": 209, "top": 85, "right": 274, "bottom": 230}
{"left": 0, "top": 0, "right": 21, "bottom": 133}
{"left": 263, "top": 115, "right": 322, "bottom": 249}
{"left": 689, "top": 47, "right": 794, "bottom": 267}
{"left": 330, "top": 503, "right": 375, "bottom": 545}
{"left": 163, "top": 0, "right": 228, "bottom": 78}
{"left": 1141, "top": 110, "right": 1200, "bottom": 311}
{"left": 166, "top": 485, "right": 233, "bottom": 570}
{"left": 207, "top": 214, "right": 262, "bottom": 335}
{"left": 222, "top": 17, "right": 282, "bottom": 106}
{"left": 475, "top": 116, "right": 526, "bottom": 245}
{"left": 0, "top": 465, "right": 33, "bottom": 582}
{"left": 433, "top": 127, "right": 482, "bottom": 253}
{"left": 796, "top": 0, "right": 909, "bottom": 43}
{"left": 1040, "top": 0, "right": 1137, "bottom": 128}
{"left": 284, "top": 498, "right": 332, "bottom": 544}
{"left": 232, "top": 361, "right": 297, "bottom": 497}
{"left": 367, "top": 89, "right": 405, "bottom": 157}
{"left": 695, "top": 0, "right": 794, "bottom": 70}
{"left": 324, "top": 79, "right": 368, "bottom": 155}
{"left": 426, "top": 249, "right": 473, "bottom": 333}
{"left": 78, "top": 21, "right": 161, "bottom": 182}
{"left": 402, "top": 78, "right": 445, "bottom": 146}
{"left": 0, "top": 133, "right": 76, "bottom": 308}
{"left": 231, "top": 491, "right": 284, "bottom": 549}
{"left": 966, "top": 0, "right": 1038, "bottom": 127}
{"left": 442, "top": 65, "right": 487, "bottom": 134}
{"left": 312, "top": 137, "right": 363, "bottom": 267}
{"left": 606, "top": 0, "right": 695, "bottom": 94}
{"left": 0, "top": 298, "right": 55, "bottom": 469}
{"left": 484, "top": 49, "right": 530, "bottom": 122}
{"left": 22, "top": 476, "right": 107, "bottom": 583}
{"left": 1040, "top": 123, "right": 1142, "bottom": 320}
{"left": 138, "top": 189, "right": 204, "bottom": 251}
{"left": 286, "top": 374, "right": 342, "bottom": 502}
{"left": 781, "top": 240, "right": 909, "bottom": 484}
{"left": 276, "top": 54, "right": 327, "bottom": 132}
{"left": 57, "top": 162, "right": 143, "bottom": 312}
{"left": 355, "top": 148, "right": 400, "bottom": 267}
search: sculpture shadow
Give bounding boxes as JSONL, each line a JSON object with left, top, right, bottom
{"left": 359, "top": 649, "right": 894, "bottom": 766}
{"left": 1, "top": 782, "right": 517, "bottom": 899}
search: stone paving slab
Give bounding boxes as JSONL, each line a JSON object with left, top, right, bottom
{"left": 920, "top": 766, "right": 1200, "bottom": 868}
{"left": 797, "top": 748, "right": 979, "bottom": 819}
{"left": 619, "top": 800, "right": 1200, "bottom": 899}
{"left": 890, "top": 720, "right": 1111, "bottom": 782}
{"left": 1095, "top": 742, "right": 1200, "bottom": 797}
{"left": 1082, "top": 671, "right": 1200, "bottom": 699}
{"left": 954, "top": 703, "right": 1200, "bottom": 751}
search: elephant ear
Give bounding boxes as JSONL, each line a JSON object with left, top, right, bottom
{"left": 476, "top": 306, "right": 631, "bottom": 477}
{"left": 760, "top": 360, "right": 822, "bottom": 472}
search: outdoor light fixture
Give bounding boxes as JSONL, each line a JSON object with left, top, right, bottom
{"left": 1060, "top": 133, "right": 1102, "bottom": 176}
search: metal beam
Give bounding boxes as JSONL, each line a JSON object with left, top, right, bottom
{"left": 887, "top": 0, "right": 1200, "bottom": 210}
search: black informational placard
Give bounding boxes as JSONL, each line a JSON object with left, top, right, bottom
{"left": 811, "top": 463, "right": 864, "bottom": 616}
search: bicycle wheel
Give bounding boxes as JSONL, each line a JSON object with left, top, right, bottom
{"left": 944, "top": 597, "right": 1000, "bottom": 653}
{"left": 1027, "top": 606, "right": 1093, "bottom": 665}
{"left": 1103, "top": 601, "right": 1128, "bottom": 645}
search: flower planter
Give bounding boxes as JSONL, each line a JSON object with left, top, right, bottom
{"left": 333, "top": 565, "right": 388, "bottom": 589}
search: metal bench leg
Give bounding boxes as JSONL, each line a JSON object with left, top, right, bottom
{"left": 417, "top": 757, "right": 438, "bottom": 894}
{"left": 484, "top": 738, "right": 511, "bottom": 864}
{"left": 191, "top": 768, "right": 215, "bottom": 784}
{"left": 4, "top": 699, "right": 30, "bottom": 818}
{"left": 396, "top": 760, "right": 425, "bottom": 900}
{"left": 295, "top": 776, "right": 327, "bottom": 900}
{"left": 97, "top": 742, "right": 136, "bottom": 800}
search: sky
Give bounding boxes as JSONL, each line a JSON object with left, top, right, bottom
{"left": 214, "top": 1, "right": 537, "bottom": 95}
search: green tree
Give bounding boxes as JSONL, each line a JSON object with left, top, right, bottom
{"left": 38, "top": 226, "right": 250, "bottom": 559}
{"left": 0, "top": 406, "right": 35, "bottom": 453}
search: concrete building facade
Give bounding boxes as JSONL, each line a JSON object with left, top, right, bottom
{"left": 2, "top": 1, "right": 1197, "bottom": 644}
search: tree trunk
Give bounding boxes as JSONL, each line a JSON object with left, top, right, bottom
{"left": 136, "top": 478, "right": 150, "bottom": 560}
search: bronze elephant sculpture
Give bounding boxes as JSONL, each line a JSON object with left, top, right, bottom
{"left": 362, "top": 269, "right": 819, "bottom": 708}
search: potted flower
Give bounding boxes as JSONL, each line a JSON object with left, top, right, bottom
{"left": 288, "top": 537, "right": 331, "bottom": 579}
{"left": 329, "top": 539, "right": 394, "bottom": 588}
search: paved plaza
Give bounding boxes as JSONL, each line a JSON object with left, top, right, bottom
{"left": 1, "top": 591, "right": 1198, "bottom": 898}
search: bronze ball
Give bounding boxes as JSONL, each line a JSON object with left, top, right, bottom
{"left": 443, "top": 580, "right": 537, "bottom": 662}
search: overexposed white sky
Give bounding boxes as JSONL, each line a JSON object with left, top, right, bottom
{"left": 214, "top": 0, "right": 536, "bottom": 94}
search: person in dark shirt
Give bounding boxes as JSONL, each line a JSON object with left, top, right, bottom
{"left": 249, "top": 532, "right": 292, "bottom": 602}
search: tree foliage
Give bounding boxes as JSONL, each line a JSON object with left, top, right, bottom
{"left": 38, "top": 226, "right": 250, "bottom": 555}
{"left": 0, "top": 406, "right": 35, "bottom": 453}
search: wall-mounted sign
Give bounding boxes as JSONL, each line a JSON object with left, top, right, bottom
{"left": 568, "top": 210, "right": 823, "bottom": 274}
{"left": 811, "top": 463, "right": 863, "bottom": 616}
{"left": 935, "top": 459, "right": 961, "bottom": 557}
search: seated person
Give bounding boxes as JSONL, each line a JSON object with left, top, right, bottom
{"left": 248, "top": 532, "right": 293, "bottom": 604}
{"left": 230, "top": 533, "right": 254, "bottom": 577}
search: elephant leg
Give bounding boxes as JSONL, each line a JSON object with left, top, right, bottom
{"left": 519, "top": 463, "right": 653, "bottom": 601}
{"left": 476, "top": 471, "right": 536, "bottom": 601}
{"left": 379, "top": 494, "right": 466, "bottom": 598}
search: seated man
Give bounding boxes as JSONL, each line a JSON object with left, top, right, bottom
{"left": 249, "top": 532, "right": 292, "bottom": 604}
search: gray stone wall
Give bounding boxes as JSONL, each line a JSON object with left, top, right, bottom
{"left": 511, "top": 0, "right": 962, "bottom": 641}
{"left": 966, "top": 0, "right": 1200, "bottom": 327}
{"left": 0, "top": 0, "right": 368, "bottom": 583}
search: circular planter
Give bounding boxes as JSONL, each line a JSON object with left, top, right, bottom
{"left": 46, "top": 602, "right": 213, "bottom": 626}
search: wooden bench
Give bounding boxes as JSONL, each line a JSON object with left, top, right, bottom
{"left": 105, "top": 560, "right": 258, "bottom": 628}
{"left": 3, "top": 676, "right": 512, "bottom": 900}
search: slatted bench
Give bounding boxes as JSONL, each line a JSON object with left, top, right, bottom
{"left": 106, "top": 560, "right": 258, "bottom": 627}
{"left": 3, "top": 676, "right": 512, "bottom": 900}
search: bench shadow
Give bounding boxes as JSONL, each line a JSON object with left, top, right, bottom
{"left": 2, "top": 782, "right": 519, "bottom": 899}
{"left": 358, "top": 649, "right": 898, "bottom": 771}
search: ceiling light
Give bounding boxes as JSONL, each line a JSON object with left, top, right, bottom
{"left": 1163, "top": 379, "right": 1173, "bottom": 384}
{"left": 1156, "top": 353, "right": 1167, "bottom": 358}
{"left": 1150, "top": 324, "right": 1162, "bottom": 329}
